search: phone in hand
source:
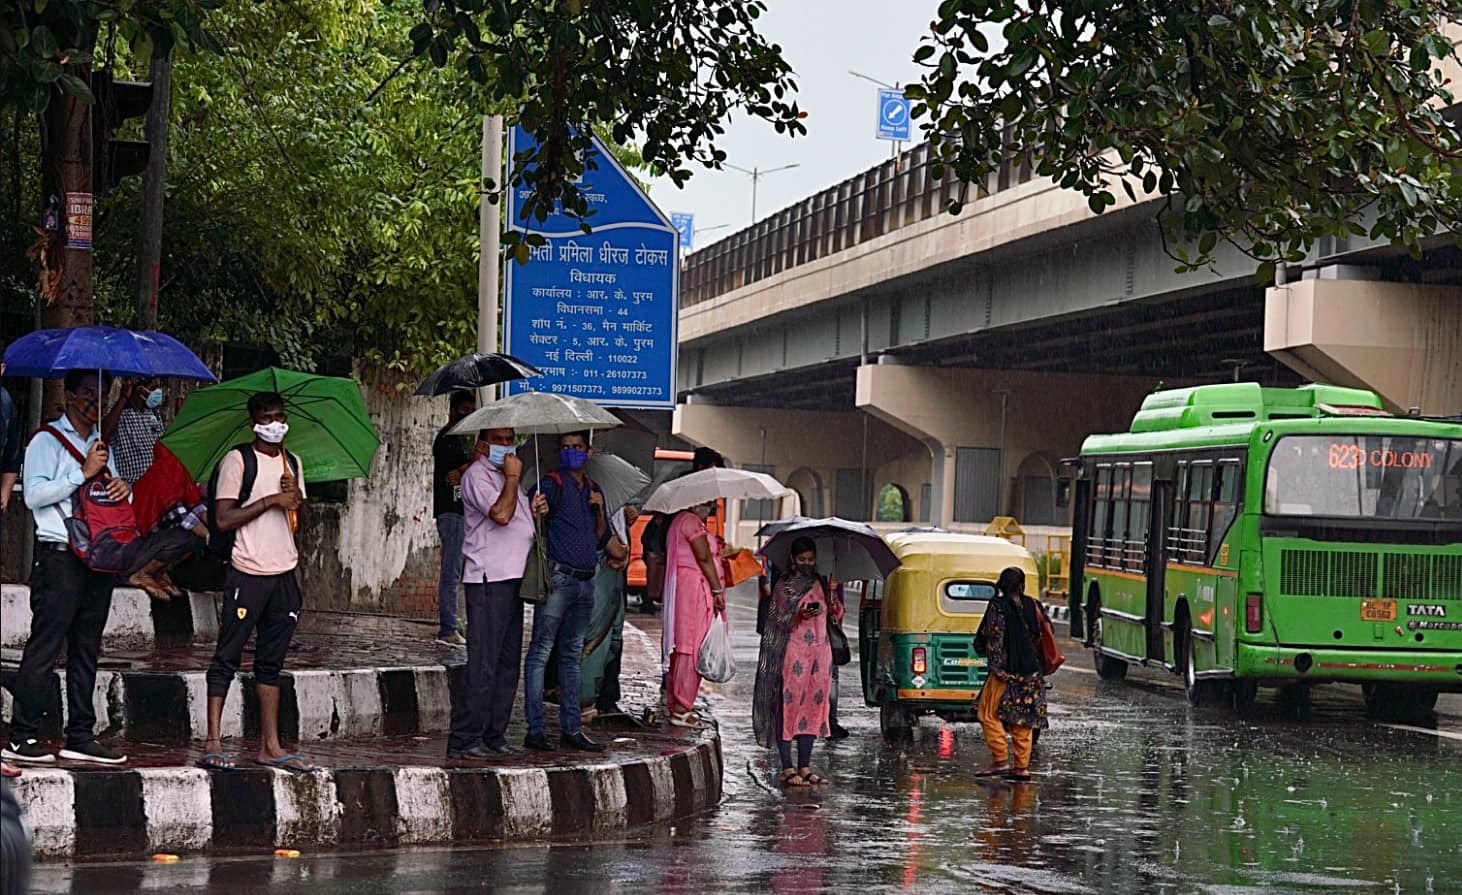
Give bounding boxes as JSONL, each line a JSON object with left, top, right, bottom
{"left": 806, "top": 602, "right": 822, "bottom": 615}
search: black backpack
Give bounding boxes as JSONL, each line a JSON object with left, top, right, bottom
{"left": 205, "top": 444, "right": 301, "bottom": 563}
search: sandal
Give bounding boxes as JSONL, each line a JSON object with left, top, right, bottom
{"left": 799, "top": 768, "right": 830, "bottom": 785}
{"left": 198, "top": 752, "right": 235, "bottom": 771}
{"left": 780, "top": 769, "right": 809, "bottom": 788}
{"left": 976, "top": 764, "right": 1011, "bottom": 778}
{"left": 669, "top": 711, "right": 707, "bottom": 730}
{"left": 1007, "top": 769, "right": 1033, "bottom": 782}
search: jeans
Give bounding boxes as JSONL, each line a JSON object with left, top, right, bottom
{"left": 435, "top": 514, "right": 465, "bottom": 637}
{"left": 9, "top": 547, "right": 114, "bottom": 746}
{"left": 523, "top": 571, "right": 594, "bottom": 737}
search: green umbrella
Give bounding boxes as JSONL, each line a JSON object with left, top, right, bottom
{"left": 160, "top": 367, "right": 380, "bottom": 483}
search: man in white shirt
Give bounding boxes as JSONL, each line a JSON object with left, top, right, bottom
{"left": 4, "top": 371, "right": 129, "bottom": 766}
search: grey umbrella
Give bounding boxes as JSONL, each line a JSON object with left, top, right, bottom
{"left": 450, "top": 390, "right": 622, "bottom": 436}
{"left": 526, "top": 448, "right": 650, "bottom": 514}
{"left": 757, "top": 517, "right": 902, "bottom": 580}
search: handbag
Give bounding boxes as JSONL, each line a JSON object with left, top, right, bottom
{"left": 519, "top": 535, "right": 551, "bottom": 605}
{"left": 828, "top": 618, "right": 852, "bottom": 667}
{"left": 1035, "top": 604, "right": 1066, "bottom": 676}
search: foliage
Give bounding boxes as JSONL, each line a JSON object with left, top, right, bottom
{"left": 911, "top": 1, "right": 1462, "bottom": 273}
{"left": 875, "top": 484, "right": 910, "bottom": 523}
{"left": 0, "top": 0, "right": 222, "bottom": 113}
{"left": 396, "top": 0, "right": 805, "bottom": 259}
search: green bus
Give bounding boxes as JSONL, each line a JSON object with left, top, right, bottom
{"left": 1066, "top": 382, "right": 1462, "bottom": 718}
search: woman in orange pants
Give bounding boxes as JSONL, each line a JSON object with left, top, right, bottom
{"left": 975, "top": 567, "right": 1048, "bottom": 781}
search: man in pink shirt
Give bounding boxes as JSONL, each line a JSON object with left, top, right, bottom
{"left": 447, "top": 426, "right": 544, "bottom": 760}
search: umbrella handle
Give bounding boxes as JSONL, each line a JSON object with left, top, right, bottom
{"left": 281, "top": 435, "right": 300, "bottom": 535}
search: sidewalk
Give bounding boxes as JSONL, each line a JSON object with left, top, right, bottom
{"left": 3, "top": 596, "right": 723, "bottom": 860}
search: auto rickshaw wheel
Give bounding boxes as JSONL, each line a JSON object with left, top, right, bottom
{"left": 879, "top": 698, "right": 911, "bottom": 740}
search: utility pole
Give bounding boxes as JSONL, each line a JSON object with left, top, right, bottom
{"left": 133, "top": 52, "right": 172, "bottom": 331}
{"left": 478, "top": 115, "right": 503, "bottom": 401}
{"left": 723, "top": 162, "right": 799, "bottom": 224}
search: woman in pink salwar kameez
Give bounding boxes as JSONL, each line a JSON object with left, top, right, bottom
{"left": 661, "top": 501, "right": 726, "bottom": 728}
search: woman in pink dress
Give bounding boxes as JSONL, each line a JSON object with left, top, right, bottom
{"left": 753, "top": 537, "right": 833, "bottom": 787}
{"left": 661, "top": 501, "right": 726, "bottom": 728}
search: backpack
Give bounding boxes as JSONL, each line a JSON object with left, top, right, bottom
{"left": 39, "top": 425, "right": 142, "bottom": 573}
{"left": 205, "top": 444, "right": 301, "bottom": 564}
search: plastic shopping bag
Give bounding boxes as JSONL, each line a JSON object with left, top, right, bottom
{"left": 696, "top": 613, "right": 737, "bottom": 683}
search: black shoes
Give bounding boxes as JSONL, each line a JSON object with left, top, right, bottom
{"left": 828, "top": 723, "right": 851, "bottom": 740}
{"left": 58, "top": 740, "right": 127, "bottom": 764}
{"left": 447, "top": 744, "right": 496, "bottom": 760}
{"left": 523, "top": 732, "right": 555, "bottom": 752}
{"left": 3, "top": 739, "right": 54, "bottom": 764}
{"left": 485, "top": 743, "right": 526, "bottom": 759}
{"left": 563, "top": 731, "right": 605, "bottom": 753}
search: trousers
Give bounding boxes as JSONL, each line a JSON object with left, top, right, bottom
{"left": 977, "top": 675, "right": 1033, "bottom": 768}
{"left": 448, "top": 578, "right": 525, "bottom": 751}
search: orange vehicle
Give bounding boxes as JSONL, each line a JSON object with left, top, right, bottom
{"left": 627, "top": 449, "right": 726, "bottom": 605}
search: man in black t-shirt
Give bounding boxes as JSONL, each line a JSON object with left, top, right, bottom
{"left": 432, "top": 390, "right": 479, "bottom": 647}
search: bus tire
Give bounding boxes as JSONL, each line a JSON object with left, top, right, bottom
{"left": 1365, "top": 684, "right": 1438, "bottom": 722}
{"left": 880, "top": 698, "right": 910, "bottom": 741}
{"left": 1278, "top": 685, "right": 1312, "bottom": 721}
{"left": 1231, "top": 680, "right": 1259, "bottom": 710}
{"left": 1090, "top": 616, "right": 1128, "bottom": 681}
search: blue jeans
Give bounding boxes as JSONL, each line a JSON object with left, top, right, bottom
{"left": 435, "top": 514, "right": 465, "bottom": 637}
{"left": 523, "top": 571, "right": 595, "bottom": 737}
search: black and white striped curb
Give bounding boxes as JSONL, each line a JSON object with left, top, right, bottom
{"left": 1, "top": 664, "right": 458, "bottom": 744}
{"left": 11, "top": 736, "right": 723, "bottom": 860}
{"left": 2, "top": 584, "right": 218, "bottom": 652}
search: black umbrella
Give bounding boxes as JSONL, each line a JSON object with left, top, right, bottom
{"left": 414, "top": 353, "right": 541, "bottom": 396}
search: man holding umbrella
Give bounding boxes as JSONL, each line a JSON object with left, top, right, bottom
{"left": 5, "top": 371, "right": 128, "bottom": 765}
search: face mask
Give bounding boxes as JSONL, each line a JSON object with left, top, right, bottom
{"left": 145, "top": 389, "right": 164, "bottom": 410}
{"left": 488, "top": 444, "right": 515, "bottom": 467}
{"left": 253, "top": 421, "right": 289, "bottom": 444}
{"left": 559, "top": 447, "right": 588, "bottom": 471}
{"left": 74, "top": 395, "right": 99, "bottom": 423}
{"left": 795, "top": 562, "right": 818, "bottom": 577}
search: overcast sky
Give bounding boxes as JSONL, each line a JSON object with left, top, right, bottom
{"left": 646, "top": 0, "right": 944, "bottom": 249}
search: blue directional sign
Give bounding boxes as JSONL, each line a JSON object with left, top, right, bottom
{"left": 876, "top": 88, "right": 911, "bottom": 142}
{"left": 503, "top": 126, "right": 680, "bottom": 409}
{"left": 670, "top": 212, "right": 695, "bottom": 251}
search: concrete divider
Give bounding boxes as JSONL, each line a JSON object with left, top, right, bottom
{"left": 9, "top": 733, "right": 723, "bottom": 860}
{"left": 1, "top": 584, "right": 218, "bottom": 651}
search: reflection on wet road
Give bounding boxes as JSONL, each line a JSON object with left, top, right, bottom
{"left": 34, "top": 588, "right": 1462, "bottom": 894}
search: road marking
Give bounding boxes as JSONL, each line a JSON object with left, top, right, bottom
{"left": 1378, "top": 723, "right": 1462, "bottom": 743}
{"left": 1061, "top": 665, "right": 1097, "bottom": 676}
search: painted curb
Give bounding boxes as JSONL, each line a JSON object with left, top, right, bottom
{"left": 10, "top": 733, "right": 723, "bottom": 861}
{"left": 2, "top": 584, "right": 217, "bottom": 651}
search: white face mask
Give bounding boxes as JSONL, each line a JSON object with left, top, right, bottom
{"left": 253, "top": 421, "right": 289, "bottom": 444}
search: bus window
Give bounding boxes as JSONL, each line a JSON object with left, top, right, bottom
{"left": 1128, "top": 464, "right": 1152, "bottom": 573}
{"left": 1208, "top": 460, "right": 1242, "bottom": 565}
{"left": 1110, "top": 466, "right": 1132, "bottom": 569}
{"left": 1089, "top": 465, "right": 1114, "bottom": 568}
{"left": 1180, "top": 463, "right": 1214, "bottom": 564}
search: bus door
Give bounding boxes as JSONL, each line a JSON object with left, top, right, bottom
{"left": 1145, "top": 476, "right": 1172, "bottom": 662}
{"left": 1064, "top": 460, "right": 1090, "bottom": 641}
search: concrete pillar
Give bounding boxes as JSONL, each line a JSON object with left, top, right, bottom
{"left": 856, "top": 364, "right": 1155, "bottom": 527}
{"left": 1265, "top": 277, "right": 1462, "bottom": 415}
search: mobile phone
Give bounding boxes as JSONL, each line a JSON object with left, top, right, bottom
{"left": 806, "top": 602, "right": 822, "bottom": 614}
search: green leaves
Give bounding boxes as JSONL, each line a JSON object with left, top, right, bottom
{"left": 912, "top": 0, "right": 1462, "bottom": 271}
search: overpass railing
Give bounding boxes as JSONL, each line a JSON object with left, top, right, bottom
{"left": 682, "top": 139, "right": 1035, "bottom": 307}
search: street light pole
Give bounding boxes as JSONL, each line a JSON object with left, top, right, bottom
{"left": 724, "top": 161, "right": 800, "bottom": 224}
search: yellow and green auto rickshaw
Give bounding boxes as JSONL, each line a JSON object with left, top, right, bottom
{"left": 859, "top": 530, "right": 1041, "bottom": 739}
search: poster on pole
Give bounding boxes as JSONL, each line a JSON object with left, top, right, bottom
{"left": 503, "top": 126, "right": 680, "bottom": 409}
{"left": 876, "top": 88, "right": 911, "bottom": 142}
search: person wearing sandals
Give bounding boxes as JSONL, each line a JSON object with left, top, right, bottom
{"left": 197, "top": 392, "right": 312, "bottom": 774}
{"left": 661, "top": 501, "right": 725, "bottom": 730}
{"left": 975, "top": 567, "right": 1048, "bottom": 782}
{"left": 753, "top": 538, "right": 834, "bottom": 787}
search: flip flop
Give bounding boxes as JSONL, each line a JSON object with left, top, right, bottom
{"left": 257, "top": 753, "right": 315, "bottom": 774}
{"left": 780, "top": 770, "right": 809, "bottom": 788}
{"left": 1007, "top": 770, "right": 1033, "bottom": 783}
{"left": 197, "top": 752, "right": 235, "bottom": 771}
{"left": 975, "top": 765, "right": 1011, "bottom": 778}
{"left": 799, "top": 770, "right": 831, "bottom": 785}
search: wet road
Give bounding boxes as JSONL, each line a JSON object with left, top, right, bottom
{"left": 32, "top": 586, "right": 1462, "bottom": 894}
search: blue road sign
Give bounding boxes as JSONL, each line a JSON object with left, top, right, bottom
{"left": 503, "top": 126, "right": 680, "bottom": 410}
{"left": 876, "top": 88, "right": 911, "bottom": 142}
{"left": 670, "top": 212, "right": 695, "bottom": 250}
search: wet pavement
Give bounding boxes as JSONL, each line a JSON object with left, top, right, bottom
{"left": 31, "top": 585, "right": 1462, "bottom": 893}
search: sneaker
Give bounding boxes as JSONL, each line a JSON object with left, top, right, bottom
{"left": 2, "top": 739, "right": 55, "bottom": 765}
{"left": 58, "top": 740, "right": 128, "bottom": 765}
{"left": 435, "top": 633, "right": 467, "bottom": 648}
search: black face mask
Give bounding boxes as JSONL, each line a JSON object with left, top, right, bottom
{"left": 795, "top": 562, "right": 817, "bottom": 577}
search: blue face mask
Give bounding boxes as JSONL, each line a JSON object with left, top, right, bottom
{"left": 559, "top": 447, "right": 589, "bottom": 471}
{"left": 488, "top": 444, "right": 515, "bottom": 467}
{"left": 145, "top": 388, "right": 164, "bottom": 410}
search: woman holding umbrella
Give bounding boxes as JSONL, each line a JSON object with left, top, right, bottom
{"left": 754, "top": 537, "right": 834, "bottom": 787}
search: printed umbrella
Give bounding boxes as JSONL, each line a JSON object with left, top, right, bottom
{"left": 160, "top": 367, "right": 380, "bottom": 483}
{"left": 413, "top": 352, "right": 541, "bottom": 396}
{"left": 756, "top": 516, "right": 902, "bottom": 580}
{"left": 2, "top": 325, "right": 216, "bottom": 381}
{"left": 641, "top": 467, "right": 790, "bottom": 515}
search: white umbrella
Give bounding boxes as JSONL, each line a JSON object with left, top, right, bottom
{"left": 449, "top": 391, "right": 622, "bottom": 436}
{"left": 642, "top": 467, "right": 790, "bottom": 514}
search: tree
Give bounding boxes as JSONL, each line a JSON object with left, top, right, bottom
{"left": 396, "top": 0, "right": 806, "bottom": 259}
{"left": 911, "top": 1, "right": 1462, "bottom": 273}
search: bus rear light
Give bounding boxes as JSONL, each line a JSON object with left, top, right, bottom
{"left": 1245, "top": 594, "right": 1263, "bottom": 633}
{"left": 912, "top": 647, "right": 927, "bottom": 675}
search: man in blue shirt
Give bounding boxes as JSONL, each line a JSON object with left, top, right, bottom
{"left": 524, "top": 430, "right": 608, "bottom": 753}
{"left": 3, "top": 371, "right": 129, "bottom": 766}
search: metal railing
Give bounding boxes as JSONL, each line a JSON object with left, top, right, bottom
{"left": 681, "top": 138, "right": 1036, "bottom": 307}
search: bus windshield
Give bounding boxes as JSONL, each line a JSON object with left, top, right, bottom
{"left": 1265, "top": 435, "right": 1462, "bottom": 521}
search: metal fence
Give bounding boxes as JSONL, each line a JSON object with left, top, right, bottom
{"left": 681, "top": 139, "right": 1035, "bottom": 307}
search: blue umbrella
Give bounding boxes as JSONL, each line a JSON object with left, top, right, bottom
{"left": 2, "top": 326, "right": 216, "bottom": 381}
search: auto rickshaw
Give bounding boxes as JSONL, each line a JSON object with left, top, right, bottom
{"left": 859, "top": 530, "right": 1041, "bottom": 739}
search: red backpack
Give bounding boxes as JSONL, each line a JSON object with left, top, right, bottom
{"left": 39, "top": 425, "right": 142, "bottom": 573}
